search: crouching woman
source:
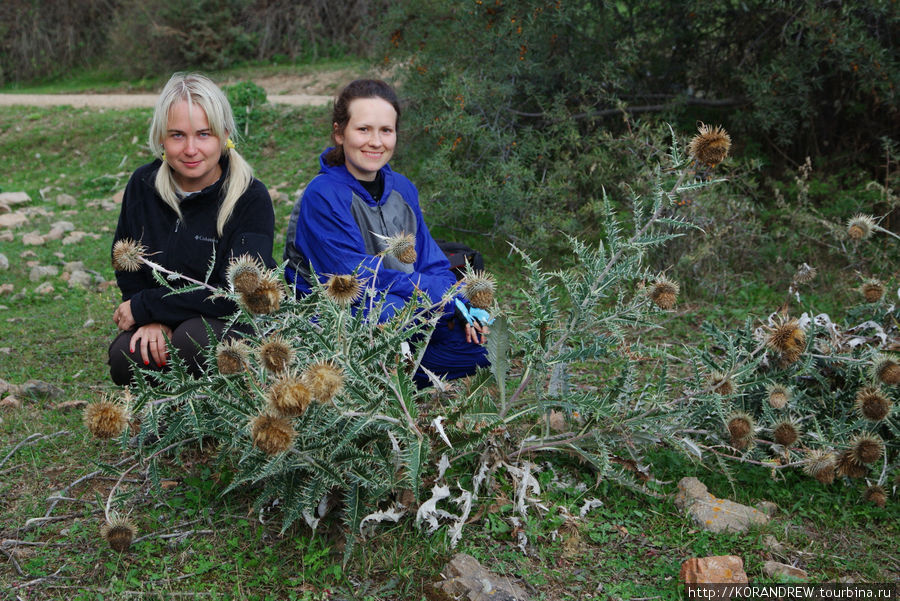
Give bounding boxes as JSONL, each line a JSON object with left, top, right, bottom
{"left": 109, "top": 72, "right": 276, "bottom": 386}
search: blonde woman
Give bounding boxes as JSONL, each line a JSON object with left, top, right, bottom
{"left": 109, "top": 72, "right": 275, "bottom": 385}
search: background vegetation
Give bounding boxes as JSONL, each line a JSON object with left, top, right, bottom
{"left": 1, "top": 0, "right": 898, "bottom": 599}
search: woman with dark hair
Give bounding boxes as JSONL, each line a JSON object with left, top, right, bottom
{"left": 109, "top": 72, "right": 276, "bottom": 385}
{"left": 284, "top": 79, "right": 489, "bottom": 387}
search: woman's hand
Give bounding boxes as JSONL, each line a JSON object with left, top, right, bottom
{"left": 113, "top": 300, "right": 135, "bottom": 331}
{"left": 130, "top": 323, "right": 173, "bottom": 367}
{"left": 465, "top": 322, "right": 489, "bottom": 345}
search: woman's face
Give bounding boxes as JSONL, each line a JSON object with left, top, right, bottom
{"left": 163, "top": 100, "right": 223, "bottom": 192}
{"left": 334, "top": 97, "right": 397, "bottom": 182}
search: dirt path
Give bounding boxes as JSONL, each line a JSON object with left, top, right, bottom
{"left": 0, "top": 92, "right": 330, "bottom": 109}
{"left": 0, "top": 72, "right": 355, "bottom": 109}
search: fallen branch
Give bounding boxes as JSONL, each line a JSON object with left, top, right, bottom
{"left": 0, "top": 430, "right": 71, "bottom": 470}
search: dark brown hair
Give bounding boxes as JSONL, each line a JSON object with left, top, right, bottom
{"left": 324, "top": 79, "right": 401, "bottom": 167}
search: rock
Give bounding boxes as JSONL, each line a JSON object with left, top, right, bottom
{"left": 63, "top": 261, "right": 85, "bottom": 273}
{"left": 762, "top": 560, "right": 808, "bottom": 580}
{"left": 0, "top": 395, "right": 22, "bottom": 409}
{"left": 0, "top": 253, "right": 8, "bottom": 270}
{"left": 34, "top": 282, "right": 55, "bottom": 294}
{"left": 55, "top": 400, "right": 88, "bottom": 412}
{"left": 755, "top": 501, "right": 778, "bottom": 516}
{"left": 0, "top": 231, "right": 12, "bottom": 242}
{"left": 762, "top": 535, "right": 785, "bottom": 554}
{"left": 20, "top": 380, "right": 64, "bottom": 400}
{"left": 0, "top": 378, "right": 14, "bottom": 395}
{"left": 674, "top": 477, "right": 769, "bottom": 534}
{"left": 83, "top": 318, "right": 95, "bottom": 328}
{"left": 68, "top": 270, "right": 93, "bottom": 288}
{"left": 62, "top": 231, "right": 87, "bottom": 245}
{"left": 0, "top": 192, "right": 30, "bottom": 206}
{"left": 20, "top": 250, "right": 36, "bottom": 258}
{"left": 680, "top": 555, "right": 749, "bottom": 585}
{"left": 51, "top": 221, "right": 75, "bottom": 233}
{"left": 548, "top": 409, "right": 567, "bottom": 432}
{"left": 434, "top": 553, "right": 528, "bottom": 601}
{"left": 113, "top": 190, "right": 125, "bottom": 204}
{"left": 44, "top": 227, "right": 65, "bottom": 241}
{"left": 56, "top": 193, "right": 77, "bottom": 207}
{"left": 0, "top": 284, "right": 15, "bottom": 296}
{"left": 29, "top": 265, "right": 59, "bottom": 282}
{"left": 22, "top": 232, "right": 45, "bottom": 245}
{"left": 0, "top": 212, "right": 28, "bottom": 228}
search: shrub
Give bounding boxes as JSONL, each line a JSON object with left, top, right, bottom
{"left": 224, "top": 80, "right": 268, "bottom": 137}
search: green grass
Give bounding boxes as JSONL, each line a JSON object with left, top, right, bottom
{"left": 1, "top": 85, "right": 898, "bottom": 599}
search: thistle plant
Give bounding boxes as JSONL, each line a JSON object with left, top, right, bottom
{"left": 85, "top": 125, "right": 738, "bottom": 551}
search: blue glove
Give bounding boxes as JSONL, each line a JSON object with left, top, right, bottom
{"left": 454, "top": 298, "right": 494, "bottom": 328}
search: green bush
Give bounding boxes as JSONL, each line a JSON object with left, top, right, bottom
{"left": 224, "top": 80, "right": 268, "bottom": 137}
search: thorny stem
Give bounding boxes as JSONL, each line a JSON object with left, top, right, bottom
{"left": 382, "top": 364, "right": 422, "bottom": 440}
{"left": 141, "top": 257, "right": 218, "bottom": 293}
{"left": 506, "top": 170, "right": 694, "bottom": 413}
{"left": 694, "top": 442, "right": 807, "bottom": 469}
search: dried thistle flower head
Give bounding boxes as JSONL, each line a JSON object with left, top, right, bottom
{"left": 772, "top": 419, "right": 800, "bottom": 447}
{"left": 688, "top": 123, "right": 731, "bottom": 167}
{"left": 240, "top": 274, "right": 283, "bottom": 315}
{"left": 872, "top": 354, "right": 900, "bottom": 386}
{"left": 803, "top": 450, "right": 835, "bottom": 484}
{"left": 268, "top": 373, "right": 311, "bottom": 417}
{"left": 378, "top": 232, "right": 417, "bottom": 264}
{"left": 792, "top": 263, "right": 817, "bottom": 285}
{"left": 765, "top": 384, "right": 791, "bottom": 409}
{"left": 303, "top": 360, "right": 345, "bottom": 403}
{"left": 836, "top": 449, "right": 867, "bottom": 478}
{"left": 101, "top": 514, "right": 137, "bottom": 552}
{"left": 259, "top": 336, "right": 294, "bottom": 373}
{"left": 850, "top": 433, "right": 884, "bottom": 465}
{"left": 860, "top": 279, "right": 885, "bottom": 303}
{"left": 854, "top": 386, "right": 892, "bottom": 421}
{"left": 462, "top": 270, "right": 497, "bottom": 309}
{"left": 846, "top": 214, "right": 875, "bottom": 240}
{"left": 647, "top": 276, "right": 679, "bottom": 310}
{"left": 216, "top": 339, "right": 249, "bottom": 375}
{"left": 862, "top": 485, "right": 887, "bottom": 508}
{"left": 765, "top": 317, "right": 806, "bottom": 365}
{"left": 250, "top": 414, "right": 296, "bottom": 456}
{"left": 709, "top": 371, "right": 735, "bottom": 396}
{"left": 325, "top": 274, "right": 362, "bottom": 307}
{"left": 727, "top": 412, "right": 754, "bottom": 442}
{"left": 227, "top": 254, "right": 264, "bottom": 295}
{"left": 112, "top": 238, "right": 146, "bottom": 272}
{"left": 83, "top": 396, "right": 130, "bottom": 439}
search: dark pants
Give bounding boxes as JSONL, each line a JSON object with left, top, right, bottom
{"left": 108, "top": 317, "right": 238, "bottom": 386}
{"left": 414, "top": 313, "right": 490, "bottom": 388}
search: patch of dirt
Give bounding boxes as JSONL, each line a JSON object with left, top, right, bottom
{"left": 225, "top": 68, "right": 360, "bottom": 96}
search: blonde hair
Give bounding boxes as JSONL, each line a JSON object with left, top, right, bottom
{"left": 148, "top": 72, "right": 253, "bottom": 236}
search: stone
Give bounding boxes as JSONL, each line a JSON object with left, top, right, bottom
{"left": 0, "top": 231, "right": 12, "bottom": 242}
{"left": 20, "top": 380, "right": 64, "bottom": 400}
{"left": 755, "top": 501, "right": 778, "bottom": 516}
{"left": 51, "top": 221, "right": 75, "bottom": 233}
{"left": 19, "top": 250, "right": 36, "bottom": 258}
{"left": 34, "top": 282, "right": 55, "bottom": 295}
{"left": 0, "top": 212, "right": 28, "bottom": 228}
{"left": 0, "top": 395, "right": 22, "bottom": 409}
{"left": 0, "top": 378, "right": 14, "bottom": 395}
{"left": 674, "top": 477, "right": 769, "bottom": 534}
{"left": 29, "top": 265, "right": 59, "bottom": 282}
{"left": 762, "top": 535, "right": 785, "bottom": 554}
{"left": 113, "top": 190, "right": 125, "bottom": 204}
{"left": 56, "top": 193, "right": 77, "bottom": 207}
{"left": 22, "top": 232, "right": 45, "bottom": 246}
{"left": 62, "top": 231, "right": 87, "bottom": 245}
{"left": 762, "top": 560, "right": 808, "bottom": 580}
{"left": 434, "top": 553, "right": 528, "bottom": 601}
{"left": 55, "top": 400, "right": 88, "bottom": 412}
{"left": 83, "top": 318, "right": 95, "bottom": 328}
{"left": 0, "top": 253, "right": 8, "bottom": 270}
{"left": 63, "top": 261, "right": 85, "bottom": 273}
{"left": 0, "top": 191, "right": 30, "bottom": 206}
{"left": 68, "top": 270, "right": 93, "bottom": 288}
{"left": 679, "top": 555, "right": 749, "bottom": 585}
{"left": 44, "top": 227, "right": 64, "bottom": 241}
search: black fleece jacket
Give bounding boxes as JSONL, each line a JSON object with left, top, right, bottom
{"left": 113, "top": 158, "right": 276, "bottom": 327}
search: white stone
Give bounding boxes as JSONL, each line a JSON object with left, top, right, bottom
{"left": 0, "top": 253, "right": 8, "bottom": 270}
{"left": 56, "top": 194, "right": 77, "bottom": 206}
{"left": 51, "top": 221, "right": 75, "bottom": 232}
{"left": 34, "top": 282, "right": 55, "bottom": 294}
{"left": 0, "top": 191, "right": 30, "bottom": 205}
{"left": 0, "top": 213, "right": 28, "bottom": 228}
{"left": 62, "top": 231, "right": 87, "bottom": 245}
{"left": 68, "top": 270, "right": 93, "bottom": 288}
{"left": 22, "top": 232, "right": 45, "bottom": 245}
{"left": 29, "top": 265, "right": 59, "bottom": 281}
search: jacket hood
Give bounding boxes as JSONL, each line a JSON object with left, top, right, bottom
{"left": 318, "top": 148, "right": 395, "bottom": 205}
